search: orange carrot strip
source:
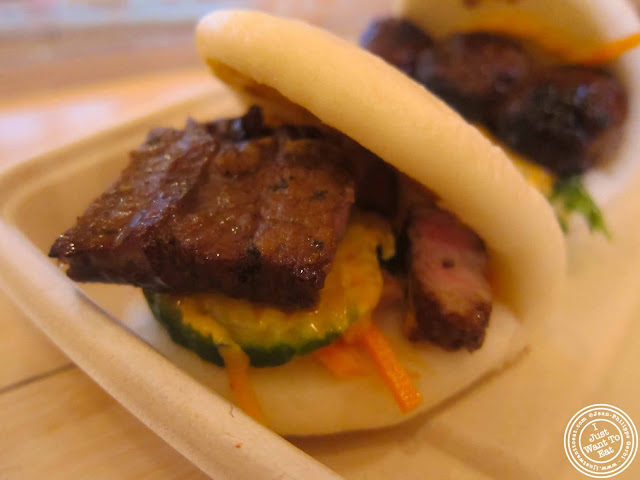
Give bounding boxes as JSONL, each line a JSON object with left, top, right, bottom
{"left": 574, "top": 33, "right": 640, "bottom": 65}
{"left": 341, "top": 317, "right": 372, "bottom": 345}
{"left": 221, "top": 347, "right": 265, "bottom": 424}
{"left": 356, "top": 325, "right": 423, "bottom": 413}
{"left": 313, "top": 341, "right": 369, "bottom": 377}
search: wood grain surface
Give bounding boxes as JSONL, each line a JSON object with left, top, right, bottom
{"left": 0, "top": 368, "right": 208, "bottom": 480}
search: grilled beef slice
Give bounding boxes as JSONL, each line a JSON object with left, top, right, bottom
{"left": 50, "top": 104, "right": 490, "bottom": 350}
{"left": 49, "top": 107, "right": 356, "bottom": 308}
{"left": 405, "top": 207, "right": 492, "bottom": 351}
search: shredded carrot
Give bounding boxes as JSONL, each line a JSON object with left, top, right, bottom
{"left": 355, "top": 325, "right": 423, "bottom": 413}
{"left": 220, "top": 346, "right": 265, "bottom": 424}
{"left": 313, "top": 341, "right": 369, "bottom": 377}
{"left": 573, "top": 33, "right": 640, "bottom": 65}
{"left": 341, "top": 318, "right": 372, "bottom": 344}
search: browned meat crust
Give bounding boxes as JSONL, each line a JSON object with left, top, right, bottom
{"left": 49, "top": 107, "right": 357, "bottom": 308}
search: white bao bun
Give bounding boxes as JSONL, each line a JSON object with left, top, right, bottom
{"left": 194, "top": 10, "right": 566, "bottom": 435}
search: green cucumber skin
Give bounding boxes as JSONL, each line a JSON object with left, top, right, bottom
{"left": 144, "top": 289, "right": 226, "bottom": 367}
{"left": 143, "top": 290, "right": 341, "bottom": 368}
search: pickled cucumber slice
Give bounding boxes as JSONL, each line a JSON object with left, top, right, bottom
{"left": 144, "top": 212, "right": 395, "bottom": 367}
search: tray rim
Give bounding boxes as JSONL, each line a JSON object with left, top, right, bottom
{"left": 0, "top": 90, "right": 343, "bottom": 480}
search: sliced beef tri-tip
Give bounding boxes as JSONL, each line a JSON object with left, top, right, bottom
{"left": 49, "top": 107, "right": 356, "bottom": 308}
{"left": 49, "top": 105, "right": 493, "bottom": 351}
{"left": 404, "top": 207, "right": 492, "bottom": 351}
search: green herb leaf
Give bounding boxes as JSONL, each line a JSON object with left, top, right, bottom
{"left": 550, "top": 176, "right": 610, "bottom": 237}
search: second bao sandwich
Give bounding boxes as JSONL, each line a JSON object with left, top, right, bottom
{"left": 49, "top": 11, "right": 566, "bottom": 436}
{"left": 363, "top": 0, "right": 640, "bottom": 234}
